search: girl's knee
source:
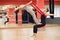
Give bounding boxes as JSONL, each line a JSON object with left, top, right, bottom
{"left": 34, "top": 25, "right": 38, "bottom": 28}
{"left": 42, "top": 23, "right": 46, "bottom": 26}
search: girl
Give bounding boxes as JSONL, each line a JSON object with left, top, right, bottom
{"left": 33, "top": 8, "right": 54, "bottom": 37}
{"left": 0, "top": 10, "right": 9, "bottom": 24}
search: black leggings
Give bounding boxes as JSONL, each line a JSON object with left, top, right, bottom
{"left": 33, "top": 23, "right": 46, "bottom": 33}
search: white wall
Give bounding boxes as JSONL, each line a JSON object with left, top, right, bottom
{"left": 55, "top": 6, "right": 60, "bottom": 17}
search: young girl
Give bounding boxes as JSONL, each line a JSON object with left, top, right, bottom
{"left": 33, "top": 8, "right": 54, "bottom": 37}
{"left": 0, "top": 10, "right": 9, "bottom": 25}
{"left": 15, "top": 3, "right": 54, "bottom": 37}
{"left": 2, "top": 12, "right": 9, "bottom": 24}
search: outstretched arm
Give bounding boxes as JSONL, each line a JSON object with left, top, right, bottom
{"left": 43, "top": 8, "right": 54, "bottom": 16}
{"left": 24, "top": 1, "right": 32, "bottom": 7}
{"left": 14, "top": 1, "right": 32, "bottom": 11}
{"left": 45, "top": 12, "right": 54, "bottom": 16}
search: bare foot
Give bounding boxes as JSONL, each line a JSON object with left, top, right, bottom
{"left": 31, "top": 33, "right": 37, "bottom": 37}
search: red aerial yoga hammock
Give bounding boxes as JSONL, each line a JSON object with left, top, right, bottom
{"left": 31, "top": 2, "right": 46, "bottom": 28}
{"left": 31, "top": 2, "right": 46, "bottom": 17}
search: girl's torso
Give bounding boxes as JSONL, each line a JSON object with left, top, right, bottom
{"left": 41, "top": 15, "right": 46, "bottom": 24}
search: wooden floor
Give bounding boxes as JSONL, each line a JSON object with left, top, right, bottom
{"left": 0, "top": 24, "right": 60, "bottom": 40}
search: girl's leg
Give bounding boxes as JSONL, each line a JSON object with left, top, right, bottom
{"left": 33, "top": 24, "right": 45, "bottom": 36}
{"left": 24, "top": 6, "right": 40, "bottom": 24}
{"left": 26, "top": 8, "right": 40, "bottom": 24}
{"left": 33, "top": 25, "right": 38, "bottom": 33}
